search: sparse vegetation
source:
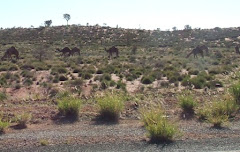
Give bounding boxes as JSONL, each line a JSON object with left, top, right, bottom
{"left": 15, "top": 113, "right": 32, "bottom": 128}
{"left": 141, "top": 107, "right": 179, "bottom": 142}
{"left": 178, "top": 94, "right": 197, "bottom": 114}
{"left": 0, "top": 118, "right": 9, "bottom": 133}
{"left": 97, "top": 92, "right": 125, "bottom": 121}
{"left": 57, "top": 97, "right": 82, "bottom": 118}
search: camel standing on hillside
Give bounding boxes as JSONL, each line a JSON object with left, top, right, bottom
{"left": 197, "top": 45, "right": 209, "bottom": 54}
{"left": 1, "top": 46, "right": 19, "bottom": 60}
{"left": 186, "top": 47, "right": 204, "bottom": 58}
{"left": 235, "top": 45, "right": 240, "bottom": 54}
{"left": 105, "top": 46, "right": 119, "bottom": 59}
{"left": 186, "top": 45, "right": 209, "bottom": 58}
{"left": 71, "top": 47, "right": 80, "bottom": 56}
{"left": 56, "top": 47, "right": 71, "bottom": 56}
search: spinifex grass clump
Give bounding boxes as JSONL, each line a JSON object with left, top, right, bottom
{"left": 58, "top": 97, "right": 82, "bottom": 118}
{"left": 0, "top": 91, "right": 7, "bottom": 101}
{"left": 0, "top": 118, "right": 9, "bottom": 133}
{"left": 141, "top": 107, "right": 179, "bottom": 142}
{"left": 15, "top": 112, "right": 32, "bottom": 128}
{"left": 178, "top": 93, "right": 197, "bottom": 114}
{"left": 197, "top": 95, "right": 238, "bottom": 128}
{"left": 96, "top": 92, "right": 124, "bottom": 122}
{"left": 230, "top": 81, "right": 240, "bottom": 104}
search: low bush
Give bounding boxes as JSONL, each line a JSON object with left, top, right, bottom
{"left": 97, "top": 92, "right": 124, "bottom": 121}
{"left": 178, "top": 94, "right": 197, "bottom": 114}
{"left": 59, "top": 75, "right": 68, "bottom": 81}
{"left": 16, "top": 112, "right": 32, "bottom": 128}
{"left": 0, "top": 118, "right": 9, "bottom": 133}
{"left": 141, "top": 75, "right": 155, "bottom": 84}
{"left": 141, "top": 107, "right": 178, "bottom": 142}
{"left": 58, "top": 97, "right": 82, "bottom": 118}
{"left": 0, "top": 92, "right": 7, "bottom": 101}
{"left": 230, "top": 82, "right": 240, "bottom": 104}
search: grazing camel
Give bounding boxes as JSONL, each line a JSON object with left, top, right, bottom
{"left": 1, "top": 46, "right": 19, "bottom": 60}
{"left": 56, "top": 47, "right": 71, "bottom": 56}
{"left": 186, "top": 47, "right": 204, "bottom": 58}
{"left": 235, "top": 45, "right": 240, "bottom": 54}
{"left": 197, "top": 45, "right": 209, "bottom": 54}
{"left": 186, "top": 45, "right": 209, "bottom": 58}
{"left": 70, "top": 47, "right": 80, "bottom": 56}
{"left": 105, "top": 46, "right": 119, "bottom": 59}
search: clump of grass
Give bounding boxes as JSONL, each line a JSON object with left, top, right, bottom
{"left": 57, "top": 97, "right": 82, "bottom": 118}
{"left": 96, "top": 92, "right": 125, "bottom": 122}
{"left": 16, "top": 112, "right": 32, "bottom": 128}
{"left": 0, "top": 118, "right": 9, "bottom": 133}
{"left": 141, "top": 107, "right": 179, "bottom": 142}
{"left": 178, "top": 93, "right": 197, "bottom": 114}
{"left": 141, "top": 75, "right": 155, "bottom": 84}
{"left": 40, "top": 139, "right": 49, "bottom": 146}
{"left": 197, "top": 95, "right": 237, "bottom": 128}
{"left": 230, "top": 81, "right": 240, "bottom": 104}
{"left": 0, "top": 91, "right": 7, "bottom": 101}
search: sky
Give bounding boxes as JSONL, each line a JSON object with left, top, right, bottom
{"left": 0, "top": 0, "right": 239, "bottom": 30}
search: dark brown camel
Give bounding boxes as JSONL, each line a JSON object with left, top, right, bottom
{"left": 56, "top": 47, "right": 71, "bottom": 56}
{"left": 105, "top": 46, "right": 119, "bottom": 59}
{"left": 1, "top": 46, "right": 19, "bottom": 60}
{"left": 235, "top": 45, "right": 240, "bottom": 54}
{"left": 197, "top": 45, "right": 209, "bottom": 54}
{"left": 70, "top": 47, "right": 80, "bottom": 56}
{"left": 186, "top": 45, "right": 209, "bottom": 58}
{"left": 186, "top": 48, "right": 204, "bottom": 58}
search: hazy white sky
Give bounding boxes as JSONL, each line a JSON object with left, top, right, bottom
{"left": 0, "top": 0, "right": 239, "bottom": 30}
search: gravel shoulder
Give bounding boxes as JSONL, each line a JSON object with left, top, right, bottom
{"left": 1, "top": 119, "right": 240, "bottom": 151}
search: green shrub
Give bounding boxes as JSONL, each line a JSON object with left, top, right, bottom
{"left": 16, "top": 113, "right": 32, "bottom": 128}
{"left": 23, "top": 78, "right": 33, "bottom": 86}
{"left": 0, "top": 118, "right": 9, "bottom": 133}
{"left": 203, "top": 97, "right": 237, "bottom": 127}
{"left": 40, "top": 139, "right": 49, "bottom": 146}
{"left": 102, "top": 74, "right": 111, "bottom": 81}
{"left": 0, "top": 92, "right": 7, "bottom": 101}
{"left": 82, "top": 73, "right": 92, "bottom": 80}
{"left": 189, "top": 76, "right": 206, "bottom": 89}
{"left": 189, "top": 69, "right": 199, "bottom": 75}
{"left": 96, "top": 69, "right": 104, "bottom": 74}
{"left": 21, "top": 70, "right": 34, "bottom": 78}
{"left": 141, "top": 107, "right": 178, "bottom": 142}
{"left": 116, "top": 81, "right": 126, "bottom": 91}
{"left": 59, "top": 75, "right": 68, "bottom": 81}
{"left": 97, "top": 92, "right": 124, "bottom": 121}
{"left": 15, "top": 83, "right": 21, "bottom": 89}
{"left": 58, "top": 97, "right": 82, "bottom": 117}
{"left": 141, "top": 75, "right": 154, "bottom": 84}
{"left": 178, "top": 94, "right": 197, "bottom": 114}
{"left": 51, "top": 67, "right": 68, "bottom": 75}
{"left": 230, "top": 82, "right": 240, "bottom": 104}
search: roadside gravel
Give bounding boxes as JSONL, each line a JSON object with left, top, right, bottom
{"left": 1, "top": 119, "right": 240, "bottom": 151}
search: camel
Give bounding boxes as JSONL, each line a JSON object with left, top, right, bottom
{"left": 235, "top": 45, "right": 240, "bottom": 54}
{"left": 70, "top": 47, "right": 80, "bottom": 56}
{"left": 105, "top": 46, "right": 119, "bottom": 59}
{"left": 1, "top": 46, "right": 19, "bottom": 60}
{"left": 186, "top": 45, "right": 209, "bottom": 58}
{"left": 56, "top": 47, "right": 71, "bottom": 56}
{"left": 197, "top": 45, "right": 209, "bottom": 54}
{"left": 186, "top": 47, "right": 204, "bottom": 58}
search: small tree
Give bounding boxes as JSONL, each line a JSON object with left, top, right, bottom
{"left": 63, "top": 14, "right": 71, "bottom": 25}
{"left": 44, "top": 20, "right": 52, "bottom": 27}
{"left": 184, "top": 25, "right": 192, "bottom": 30}
{"left": 172, "top": 26, "right": 177, "bottom": 31}
{"left": 32, "top": 45, "right": 49, "bottom": 62}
